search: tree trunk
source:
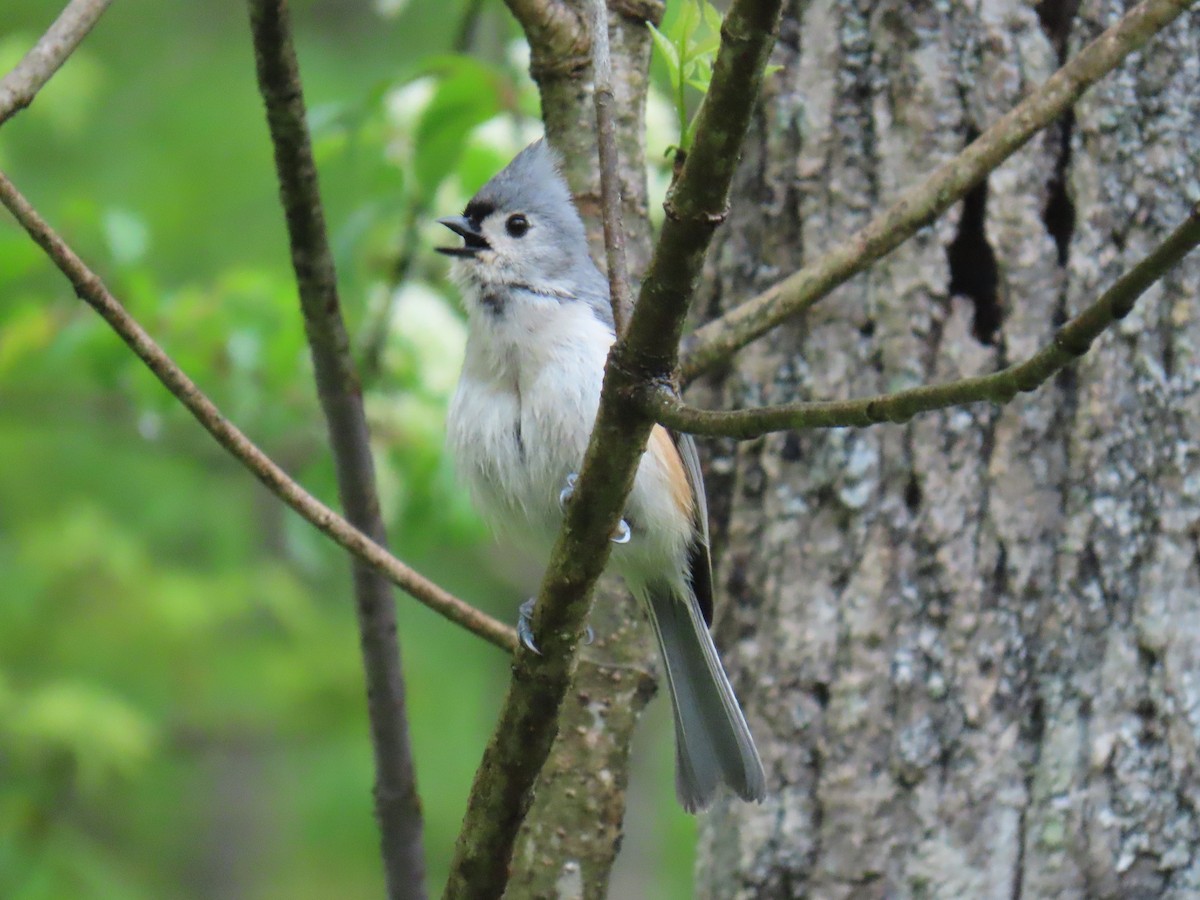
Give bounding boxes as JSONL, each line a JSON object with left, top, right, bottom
{"left": 693, "top": 1, "right": 1200, "bottom": 897}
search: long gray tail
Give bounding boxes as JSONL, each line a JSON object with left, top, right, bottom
{"left": 644, "top": 584, "right": 766, "bottom": 812}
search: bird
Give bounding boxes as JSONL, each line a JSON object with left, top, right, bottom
{"left": 438, "top": 138, "right": 765, "bottom": 812}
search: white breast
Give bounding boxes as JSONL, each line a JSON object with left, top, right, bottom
{"left": 447, "top": 292, "right": 611, "bottom": 554}
{"left": 447, "top": 287, "right": 696, "bottom": 592}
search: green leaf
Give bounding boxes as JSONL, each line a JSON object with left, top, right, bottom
{"left": 692, "top": 33, "right": 722, "bottom": 58}
{"left": 701, "top": 0, "right": 723, "bottom": 35}
{"left": 647, "top": 22, "right": 681, "bottom": 86}
{"left": 650, "top": 0, "right": 732, "bottom": 147}
{"left": 675, "top": 0, "right": 699, "bottom": 46}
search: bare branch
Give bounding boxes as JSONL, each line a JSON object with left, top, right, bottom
{"left": 246, "top": 2, "right": 433, "bottom": 895}
{"left": 590, "top": 0, "right": 633, "bottom": 334}
{"left": 0, "top": 0, "right": 113, "bottom": 126}
{"left": 0, "top": 170, "right": 518, "bottom": 653}
{"left": 441, "top": 0, "right": 784, "bottom": 891}
{"left": 655, "top": 204, "right": 1200, "bottom": 437}
{"left": 679, "top": 0, "right": 1197, "bottom": 382}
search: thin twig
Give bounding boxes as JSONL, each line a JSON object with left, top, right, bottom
{"left": 246, "top": 3, "right": 431, "bottom": 896}
{"left": 0, "top": 170, "right": 517, "bottom": 654}
{"left": 654, "top": 204, "right": 1200, "bottom": 437}
{"left": 0, "top": 0, "right": 113, "bottom": 126}
{"left": 589, "top": 0, "right": 632, "bottom": 333}
{"left": 441, "top": 0, "right": 783, "bottom": 892}
{"left": 679, "top": 0, "right": 1196, "bottom": 382}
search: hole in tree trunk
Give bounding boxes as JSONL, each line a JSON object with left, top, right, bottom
{"left": 1036, "top": 0, "right": 1079, "bottom": 268}
{"left": 946, "top": 135, "right": 1001, "bottom": 344}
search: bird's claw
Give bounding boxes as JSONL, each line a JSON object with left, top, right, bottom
{"left": 611, "top": 518, "right": 631, "bottom": 544}
{"left": 517, "top": 598, "right": 594, "bottom": 653}
{"left": 518, "top": 598, "right": 541, "bottom": 655}
{"left": 558, "top": 472, "right": 578, "bottom": 510}
{"left": 559, "top": 472, "right": 633, "bottom": 549}
{"left": 561, "top": 473, "right": 632, "bottom": 545}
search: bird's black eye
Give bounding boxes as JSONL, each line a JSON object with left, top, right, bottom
{"left": 506, "top": 214, "right": 529, "bottom": 238}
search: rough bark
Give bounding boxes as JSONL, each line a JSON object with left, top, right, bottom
{"left": 693, "top": 1, "right": 1200, "bottom": 898}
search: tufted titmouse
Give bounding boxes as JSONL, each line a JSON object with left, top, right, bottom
{"left": 438, "top": 140, "right": 765, "bottom": 812}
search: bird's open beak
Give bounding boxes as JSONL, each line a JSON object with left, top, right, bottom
{"left": 436, "top": 216, "right": 490, "bottom": 257}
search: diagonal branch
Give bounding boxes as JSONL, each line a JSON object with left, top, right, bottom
{"left": 441, "top": 0, "right": 784, "bottom": 893}
{"left": 679, "top": 0, "right": 1197, "bottom": 382}
{"left": 246, "top": 2, "right": 430, "bottom": 896}
{"left": 0, "top": 0, "right": 113, "bottom": 126}
{"left": 0, "top": 170, "right": 517, "bottom": 654}
{"left": 654, "top": 203, "right": 1200, "bottom": 437}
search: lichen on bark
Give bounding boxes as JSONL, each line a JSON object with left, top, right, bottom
{"left": 693, "top": 1, "right": 1200, "bottom": 897}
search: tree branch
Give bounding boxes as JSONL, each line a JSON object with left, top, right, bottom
{"left": 441, "top": 0, "right": 784, "bottom": 892}
{"left": 590, "top": 0, "right": 632, "bottom": 334}
{"left": 679, "top": 0, "right": 1197, "bottom": 382}
{"left": 0, "top": 170, "right": 517, "bottom": 653}
{"left": 246, "top": 3, "right": 431, "bottom": 895}
{"left": 505, "top": 0, "right": 591, "bottom": 85}
{"left": 654, "top": 203, "right": 1200, "bottom": 437}
{"left": 0, "top": 0, "right": 112, "bottom": 126}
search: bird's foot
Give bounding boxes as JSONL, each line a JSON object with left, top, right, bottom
{"left": 518, "top": 598, "right": 540, "bottom": 655}
{"left": 559, "top": 472, "right": 633, "bottom": 544}
{"left": 517, "top": 598, "right": 593, "bottom": 656}
{"left": 558, "top": 473, "right": 578, "bottom": 510}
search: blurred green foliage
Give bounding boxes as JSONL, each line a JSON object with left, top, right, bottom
{"left": 647, "top": 0, "right": 724, "bottom": 150}
{"left": 0, "top": 0, "right": 693, "bottom": 896}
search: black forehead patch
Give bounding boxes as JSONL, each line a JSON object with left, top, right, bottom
{"left": 464, "top": 200, "right": 495, "bottom": 227}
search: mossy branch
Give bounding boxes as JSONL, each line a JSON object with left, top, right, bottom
{"left": 678, "top": 0, "right": 1197, "bottom": 382}
{"left": 653, "top": 204, "right": 1200, "bottom": 437}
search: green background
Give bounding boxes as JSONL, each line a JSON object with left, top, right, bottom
{"left": 0, "top": 1, "right": 693, "bottom": 896}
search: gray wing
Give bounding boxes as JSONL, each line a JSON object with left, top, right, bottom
{"left": 670, "top": 429, "right": 715, "bottom": 626}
